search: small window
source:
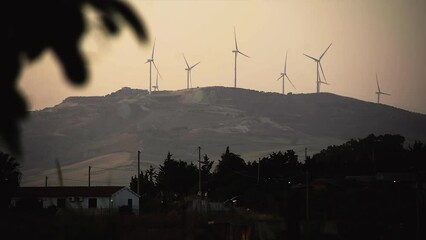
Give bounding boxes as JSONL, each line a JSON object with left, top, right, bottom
{"left": 128, "top": 199, "right": 132, "bottom": 209}
{"left": 88, "top": 198, "right": 97, "bottom": 208}
{"left": 57, "top": 198, "right": 66, "bottom": 208}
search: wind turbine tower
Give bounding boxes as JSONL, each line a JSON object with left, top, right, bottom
{"left": 277, "top": 51, "right": 296, "bottom": 94}
{"left": 303, "top": 43, "right": 332, "bottom": 93}
{"left": 183, "top": 54, "right": 200, "bottom": 89}
{"left": 145, "top": 39, "right": 161, "bottom": 94}
{"left": 232, "top": 27, "right": 250, "bottom": 88}
{"left": 376, "top": 73, "right": 390, "bottom": 104}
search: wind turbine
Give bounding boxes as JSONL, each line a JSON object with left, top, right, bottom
{"left": 277, "top": 51, "right": 296, "bottom": 95}
{"left": 183, "top": 54, "right": 200, "bottom": 89}
{"left": 376, "top": 73, "right": 390, "bottom": 104}
{"left": 145, "top": 39, "right": 161, "bottom": 94}
{"left": 303, "top": 43, "right": 332, "bottom": 93}
{"left": 232, "top": 27, "right": 249, "bottom": 88}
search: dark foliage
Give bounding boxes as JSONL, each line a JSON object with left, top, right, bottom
{"left": 200, "top": 154, "right": 214, "bottom": 194}
{"left": 307, "top": 134, "right": 410, "bottom": 178}
{"left": 215, "top": 146, "right": 246, "bottom": 177}
{"left": 211, "top": 146, "right": 250, "bottom": 200}
{"left": 1, "top": 0, "right": 148, "bottom": 155}
{"left": 0, "top": 152, "right": 21, "bottom": 209}
{"left": 258, "top": 150, "right": 302, "bottom": 184}
{"left": 157, "top": 152, "right": 198, "bottom": 196}
{"left": 125, "top": 134, "right": 426, "bottom": 239}
{"left": 130, "top": 165, "right": 157, "bottom": 197}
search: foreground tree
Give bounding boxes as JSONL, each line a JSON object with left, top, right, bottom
{"left": 1, "top": 0, "right": 148, "bottom": 154}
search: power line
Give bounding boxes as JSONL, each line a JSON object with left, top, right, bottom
{"left": 91, "top": 166, "right": 135, "bottom": 172}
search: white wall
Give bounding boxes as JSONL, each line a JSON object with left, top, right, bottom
{"left": 11, "top": 187, "right": 139, "bottom": 213}
{"left": 111, "top": 188, "right": 139, "bottom": 210}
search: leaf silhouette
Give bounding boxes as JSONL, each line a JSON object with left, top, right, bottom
{"left": 0, "top": 0, "right": 148, "bottom": 155}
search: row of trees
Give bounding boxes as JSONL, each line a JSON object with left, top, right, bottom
{"left": 130, "top": 147, "right": 302, "bottom": 196}
{"left": 307, "top": 134, "right": 426, "bottom": 178}
{"left": 130, "top": 134, "right": 426, "bottom": 212}
{"left": 128, "top": 134, "right": 426, "bottom": 239}
{"left": 2, "top": 133, "right": 426, "bottom": 212}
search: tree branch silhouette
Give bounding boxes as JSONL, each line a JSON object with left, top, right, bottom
{"left": 1, "top": 0, "right": 148, "bottom": 155}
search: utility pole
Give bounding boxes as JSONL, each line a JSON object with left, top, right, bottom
{"left": 305, "top": 147, "right": 310, "bottom": 239}
{"left": 417, "top": 171, "right": 423, "bottom": 239}
{"left": 198, "top": 146, "right": 202, "bottom": 196}
{"left": 45, "top": 176, "right": 48, "bottom": 187}
{"left": 88, "top": 166, "right": 91, "bottom": 187}
{"left": 137, "top": 150, "right": 141, "bottom": 196}
{"left": 257, "top": 158, "right": 260, "bottom": 185}
{"left": 305, "top": 147, "right": 309, "bottom": 221}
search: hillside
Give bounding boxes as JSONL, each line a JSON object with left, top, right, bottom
{"left": 19, "top": 87, "right": 426, "bottom": 186}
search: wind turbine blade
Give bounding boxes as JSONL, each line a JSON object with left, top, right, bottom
{"left": 382, "top": 92, "right": 391, "bottom": 96}
{"left": 319, "top": 43, "right": 332, "bottom": 60}
{"left": 319, "top": 62, "right": 327, "bottom": 83}
{"left": 238, "top": 51, "right": 250, "bottom": 58}
{"left": 152, "top": 61, "right": 162, "bottom": 79}
{"left": 234, "top": 27, "right": 238, "bottom": 50}
{"left": 151, "top": 38, "right": 156, "bottom": 59}
{"left": 183, "top": 54, "right": 190, "bottom": 68}
{"left": 376, "top": 73, "right": 381, "bottom": 92}
{"left": 277, "top": 75, "right": 283, "bottom": 81}
{"left": 319, "top": 80, "right": 330, "bottom": 85}
{"left": 191, "top": 61, "right": 200, "bottom": 69}
{"left": 284, "top": 51, "right": 288, "bottom": 73}
{"left": 286, "top": 75, "right": 296, "bottom": 89}
{"left": 303, "top": 53, "right": 318, "bottom": 62}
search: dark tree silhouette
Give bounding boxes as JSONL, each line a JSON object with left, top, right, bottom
{"left": 215, "top": 146, "right": 246, "bottom": 177}
{"left": 130, "top": 165, "right": 157, "bottom": 197}
{"left": 201, "top": 154, "right": 214, "bottom": 178}
{"left": 1, "top": 0, "right": 148, "bottom": 155}
{"left": 200, "top": 154, "right": 214, "bottom": 194}
{"left": 410, "top": 141, "right": 426, "bottom": 171}
{"left": 157, "top": 152, "right": 198, "bottom": 196}
{"left": 0, "top": 152, "right": 21, "bottom": 209}
{"left": 212, "top": 147, "right": 249, "bottom": 200}
{"left": 309, "top": 134, "right": 409, "bottom": 178}
{"left": 258, "top": 150, "right": 301, "bottom": 183}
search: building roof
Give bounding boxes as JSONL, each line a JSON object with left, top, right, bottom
{"left": 14, "top": 186, "right": 126, "bottom": 198}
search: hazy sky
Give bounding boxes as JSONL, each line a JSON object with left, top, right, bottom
{"left": 18, "top": 0, "right": 426, "bottom": 114}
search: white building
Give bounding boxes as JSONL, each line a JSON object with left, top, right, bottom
{"left": 11, "top": 186, "right": 139, "bottom": 214}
